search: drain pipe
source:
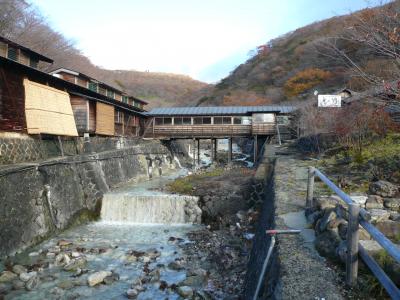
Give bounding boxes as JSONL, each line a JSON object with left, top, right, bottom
{"left": 253, "top": 229, "right": 301, "bottom": 300}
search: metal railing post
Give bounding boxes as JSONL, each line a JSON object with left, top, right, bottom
{"left": 306, "top": 166, "right": 315, "bottom": 208}
{"left": 346, "top": 203, "right": 360, "bottom": 286}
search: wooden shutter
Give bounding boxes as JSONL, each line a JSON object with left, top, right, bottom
{"left": 96, "top": 102, "right": 114, "bottom": 135}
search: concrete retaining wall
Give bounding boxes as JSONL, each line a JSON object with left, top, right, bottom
{"left": 0, "top": 140, "right": 177, "bottom": 257}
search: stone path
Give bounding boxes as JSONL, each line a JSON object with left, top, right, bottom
{"left": 273, "top": 147, "right": 346, "bottom": 299}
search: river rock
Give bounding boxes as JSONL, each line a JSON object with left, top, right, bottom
{"left": 168, "top": 261, "right": 184, "bottom": 271}
{"left": 25, "top": 275, "right": 40, "bottom": 291}
{"left": 148, "top": 269, "right": 160, "bottom": 283}
{"left": 87, "top": 271, "right": 112, "bottom": 286}
{"left": 182, "top": 274, "right": 207, "bottom": 287}
{"left": 0, "top": 271, "right": 17, "bottom": 283}
{"left": 384, "top": 198, "right": 400, "bottom": 211}
{"left": 0, "top": 283, "right": 11, "bottom": 294}
{"left": 63, "top": 257, "right": 87, "bottom": 271}
{"left": 19, "top": 272, "right": 37, "bottom": 282}
{"left": 146, "top": 248, "right": 161, "bottom": 259}
{"left": 369, "top": 180, "right": 399, "bottom": 197}
{"left": 11, "top": 265, "right": 27, "bottom": 275}
{"left": 103, "top": 272, "right": 120, "bottom": 285}
{"left": 50, "top": 287, "right": 65, "bottom": 298}
{"left": 55, "top": 253, "right": 71, "bottom": 266}
{"left": 57, "top": 280, "right": 75, "bottom": 290}
{"left": 365, "top": 195, "right": 384, "bottom": 209}
{"left": 369, "top": 209, "right": 390, "bottom": 223}
{"left": 58, "top": 240, "right": 73, "bottom": 247}
{"left": 12, "top": 279, "right": 25, "bottom": 290}
{"left": 126, "top": 288, "right": 139, "bottom": 299}
{"left": 375, "top": 220, "right": 400, "bottom": 239}
{"left": 177, "top": 286, "right": 193, "bottom": 298}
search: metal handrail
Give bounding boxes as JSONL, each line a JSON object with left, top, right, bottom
{"left": 307, "top": 166, "right": 400, "bottom": 299}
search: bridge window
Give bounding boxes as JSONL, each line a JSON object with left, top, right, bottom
{"left": 164, "top": 118, "right": 172, "bottom": 125}
{"left": 193, "top": 117, "right": 202, "bottom": 125}
{"left": 213, "top": 117, "right": 222, "bottom": 124}
{"left": 233, "top": 117, "right": 241, "bottom": 124}
{"left": 203, "top": 117, "right": 211, "bottom": 124}
{"left": 155, "top": 117, "right": 172, "bottom": 125}
{"left": 155, "top": 118, "right": 163, "bottom": 125}
{"left": 223, "top": 117, "right": 232, "bottom": 124}
{"left": 253, "top": 113, "right": 275, "bottom": 123}
{"left": 173, "top": 117, "right": 191, "bottom": 125}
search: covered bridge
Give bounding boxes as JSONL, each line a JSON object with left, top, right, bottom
{"left": 143, "top": 105, "right": 296, "bottom": 139}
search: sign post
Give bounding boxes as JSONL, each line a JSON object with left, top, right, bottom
{"left": 317, "top": 95, "right": 342, "bottom": 107}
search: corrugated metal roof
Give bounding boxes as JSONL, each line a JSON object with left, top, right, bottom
{"left": 146, "top": 105, "right": 297, "bottom": 116}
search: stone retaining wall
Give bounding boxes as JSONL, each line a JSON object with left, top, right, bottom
{"left": 243, "top": 146, "right": 278, "bottom": 299}
{"left": 0, "top": 140, "right": 178, "bottom": 257}
{"left": 0, "top": 134, "right": 150, "bottom": 165}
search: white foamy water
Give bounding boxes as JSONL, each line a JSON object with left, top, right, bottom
{"left": 101, "top": 194, "right": 199, "bottom": 225}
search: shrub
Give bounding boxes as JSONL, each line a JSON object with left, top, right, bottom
{"left": 284, "top": 68, "right": 331, "bottom": 97}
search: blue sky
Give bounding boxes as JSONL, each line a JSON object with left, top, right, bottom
{"left": 30, "top": 0, "right": 381, "bottom": 83}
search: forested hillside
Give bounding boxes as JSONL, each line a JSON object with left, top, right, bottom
{"left": 0, "top": 0, "right": 209, "bottom": 108}
{"left": 198, "top": 2, "right": 399, "bottom": 106}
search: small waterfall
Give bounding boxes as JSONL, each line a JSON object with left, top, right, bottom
{"left": 101, "top": 194, "right": 201, "bottom": 224}
{"left": 173, "top": 156, "right": 182, "bottom": 168}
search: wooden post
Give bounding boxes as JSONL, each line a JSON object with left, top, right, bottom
{"left": 276, "top": 122, "right": 281, "bottom": 145}
{"left": 306, "top": 166, "right": 315, "bottom": 208}
{"left": 197, "top": 139, "right": 200, "bottom": 165}
{"left": 57, "top": 136, "right": 64, "bottom": 157}
{"left": 192, "top": 138, "right": 196, "bottom": 168}
{"left": 214, "top": 139, "right": 217, "bottom": 162}
{"left": 228, "top": 137, "right": 232, "bottom": 163}
{"left": 253, "top": 135, "right": 258, "bottom": 163}
{"left": 346, "top": 204, "right": 360, "bottom": 287}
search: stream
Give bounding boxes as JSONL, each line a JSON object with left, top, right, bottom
{"left": 2, "top": 167, "right": 203, "bottom": 300}
{"left": 1, "top": 141, "right": 254, "bottom": 299}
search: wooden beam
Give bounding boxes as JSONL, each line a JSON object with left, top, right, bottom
{"left": 346, "top": 204, "right": 360, "bottom": 286}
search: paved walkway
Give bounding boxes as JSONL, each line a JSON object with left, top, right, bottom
{"left": 272, "top": 145, "right": 346, "bottom": 299}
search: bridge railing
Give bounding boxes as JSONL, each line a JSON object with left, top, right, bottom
{"left": 306, "top": 167, "right": 400, "bottom": 299}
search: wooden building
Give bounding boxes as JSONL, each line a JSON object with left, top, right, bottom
{"left": 49, "top": 68, "right": 147, "bottom": 137}
{"left": 0, "top": 37, "right": 147, "bottom": 138}
{"left": 0, "top": 36, "right": 53, "bottom": 69}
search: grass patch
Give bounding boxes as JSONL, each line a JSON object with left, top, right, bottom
{"left": 167, "top": 168, "right": 225, "bottom": 195}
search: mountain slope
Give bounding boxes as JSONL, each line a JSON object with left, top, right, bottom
{"left": 0, "top": 1, "right": 209, "bottom": 109}
{"left": 198, "top": 4, "right": 395, "bottom": 106}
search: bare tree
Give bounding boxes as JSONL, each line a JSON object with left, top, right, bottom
{"left": 316, "top": 1, "right": 400, "bottom": 100}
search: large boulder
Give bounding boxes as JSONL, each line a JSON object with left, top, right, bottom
{"left": 375, "top": 220, "right": 400, "bottom": 239}
{"left": 369, "top": 209, "right": 390, "bottom": 223}
{"left": 365, "top": 195, "right": 384, "bottom": 210}
{"left": 315, "top": 230, "right": 341, "bottom": 259}
{"left": 369, "top": 180, "right": 399, "bottom": 198}
{"left": 0, "top": 271, "right": 17, "bottom": 283}
{"left": 314, "top": 196, "right": 341, "bottom": 210}
{"left": 384, "top": 198, "right": 400, "bottom": 211}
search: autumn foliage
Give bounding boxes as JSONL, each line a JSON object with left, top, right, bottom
{"left": 284, "top": 68, "right": 332, "bottom": 97}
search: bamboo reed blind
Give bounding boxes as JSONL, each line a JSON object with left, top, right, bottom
{"left": 24, "top": 79, "right": 78, "bottom": 136}
{"left": 96, "top": 102, "right": 115, "bottom": 135}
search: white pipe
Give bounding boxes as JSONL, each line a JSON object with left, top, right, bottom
{"left": 253, "top": 235, "right": 276, "bottom": 300}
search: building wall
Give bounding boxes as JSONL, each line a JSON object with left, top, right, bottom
{"left": 70, "top": 95, "right": 89, "bottom": 133}
{"left": 0, "top": 65, "right": 27, "bottom": 133}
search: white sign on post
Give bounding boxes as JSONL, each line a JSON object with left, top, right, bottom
{"left": 317, "top": 95, "right": 342, "bottom": 107}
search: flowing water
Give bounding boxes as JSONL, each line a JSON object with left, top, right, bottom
{"left": 3, "top": 165, "right": 203, "bottom": 300}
